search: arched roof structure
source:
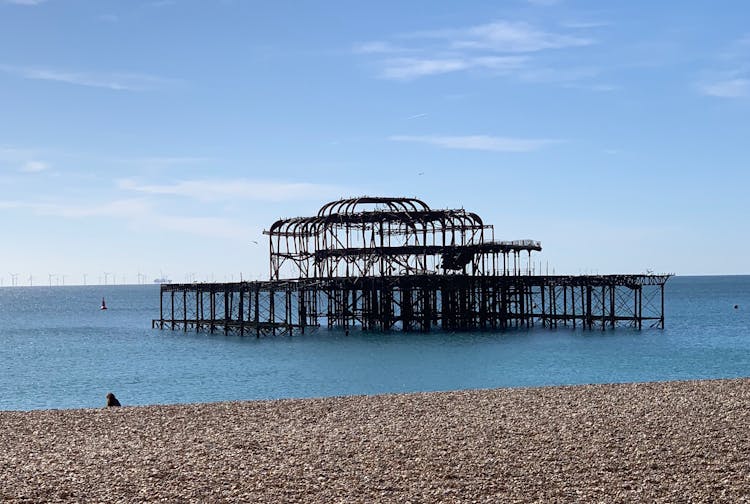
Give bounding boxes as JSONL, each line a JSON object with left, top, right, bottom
{"left": 265, "top": 196, "right": 541, "bottom": 279}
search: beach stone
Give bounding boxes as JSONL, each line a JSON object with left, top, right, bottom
{"left": 1, "top": 379, "right": 750, "bottom": 502}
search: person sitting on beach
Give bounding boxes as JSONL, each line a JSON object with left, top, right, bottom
{"left": 106, "top": 392, "right": 121, "bottom": 407}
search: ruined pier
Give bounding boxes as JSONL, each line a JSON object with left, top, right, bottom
{"left": 152, "top": 197, "right": 670, "bottom": 335}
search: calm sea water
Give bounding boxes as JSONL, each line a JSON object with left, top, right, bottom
{"left": 1, "top": 276, "right": 749, "bottom": 411}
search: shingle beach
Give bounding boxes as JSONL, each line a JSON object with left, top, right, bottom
{"left": 2, "top": 379, "right": 750, "bottom": 503}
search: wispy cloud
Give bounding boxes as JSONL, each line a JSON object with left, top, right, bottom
{"left": 451, "top": 21, "right": 591, "bottom": 53}
{"left": 561, "top": 20, "right": 610, "bottom": 30}
{"left": 389, "top": 135, "right": 560, "bottom": 152}
{"left": 0, "top": 145, "right": 33, "bottom": 162}
{"left": 352, "top": 41, "right": 410, "bottom": 54}
{"left": 357, "top": 19, "right": 596, "bottom": 83}
{"left": 0, "top": 146, "right": 53, "bottom": 173}
{"left": 0, "top": 198, "right": 151, "bottom": 218}
{"left": 117, "top": 178, "right": 347, "bottom": 202}
{"left": 380, "top": 55, "right": 527, "bottom": 80}
{"left": 3, "top": 0, "right": 47, "bottom": 5}
{"left": 0, "top": 197, "right": 252, "bottom": 240}
{"left": 698, "top": 78, "right": 749, "bottom": 98}
{"left": 396, "top": 21, "right": 591, "bottom": 53}
{"left": 379, "top": 58, "right": 467, "bottom": 80}
{"left": 698, "top": 35, "right": 750, "bottom": 99}
{"left": 116, "top": 156, "right": 214, "bottom": 168}
{"left": 717, "top": 33, "right": 750, "bottom": 62}
{"left": 20, "top": 161, "right": 49, "bottom": 173}
{"left": 0, "top": 64, "right": 177, "bottom": 91}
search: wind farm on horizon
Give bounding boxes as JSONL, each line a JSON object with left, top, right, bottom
{"left": 0, "top": 271, "right": 261, "bottom": 287}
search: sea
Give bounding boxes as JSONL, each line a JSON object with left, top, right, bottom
{"left": 1, "top": 275, "right": 748, "bottom": 411}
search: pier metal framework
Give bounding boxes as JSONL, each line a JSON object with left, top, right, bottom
{"left": 153, "top": 274, "right": 670, "bottom": 335}
{"left": 153, "top": 196, "right": 671, "bottom": 335}
{"left": 266, "top": 196, "right": 541, "bottom": 280}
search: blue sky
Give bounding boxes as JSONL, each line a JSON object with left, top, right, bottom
{"left": 1, "top": 0, "right": 748, "bottom": 285}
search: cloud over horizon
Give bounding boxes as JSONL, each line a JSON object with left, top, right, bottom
{"left": 0, "top": 196, "right": 255, "bottom": 240}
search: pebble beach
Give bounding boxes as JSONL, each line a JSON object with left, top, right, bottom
{"left": 2, "top": 378, "right": 750, "bottom": 503}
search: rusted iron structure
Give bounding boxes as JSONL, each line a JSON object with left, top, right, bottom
{"left": 267, "top": 196, "right": 541, "bottom": 279}
{"left": 153, "top": 197, "right": 670, "bottom": 335}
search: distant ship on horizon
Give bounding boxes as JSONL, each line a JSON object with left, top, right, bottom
{"left": 153, "top": 277, "right": 172, "bottom": 284}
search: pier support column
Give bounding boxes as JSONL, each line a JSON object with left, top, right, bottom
{"left": 660, "top": 283, "right": 665, "bottom": 329}
{"left": 239, "top": 284, "right": 245, "bottom": 336}
{"left": 171, "top": 291, "right": 175, "bottom": 330}
{"left": 254, "top": 286, "right": 260, "bottom": 338}
{"left": 159, "top": 288, "right": 164, "bottom": 329}
{"left": 571, "top": 286, "right": 576, "bottom": 329}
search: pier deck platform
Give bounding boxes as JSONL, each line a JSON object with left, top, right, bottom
{"left": 152, "top": 274, "right": 670, "bottom": 336}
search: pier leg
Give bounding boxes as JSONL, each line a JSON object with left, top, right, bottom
{"left": 286, "top": 287, "right": 292, "bottom": 335}
{"left": 239, "top": 285, "right": 245, "bottom": 336}
{"left": 571, "top": 286, "right": 576, "bottom": 329}
{"left": 224, "top": 289, "right": 229, "bottom": 335}
{"left": 501, "top": 285, "right": 508, "bottom": 330}
{"left": 196, "top": 288, "right": 201, "bottom": 332}
{"left": 551, "top": 285, "right": 557, "bottom": 329}
{"left": 270, "top": 289, "right": 276, "bottom": 336}
{"left": 254, "top": 286, "right": 260, "bottom": 338}
{"left": 660, "top": 283, "right": 665, "bottom": 329}
{"left": 298, "top": 288, "right": 306, "bottom": 334}
{"left": 210, "top": 289, "right": 216, "bottom": 333}
{"left": 171, "top": 291, "right": 175, "bottom": 330}
{"left": 638, "top": 286, "right": 643, "bottom": 330}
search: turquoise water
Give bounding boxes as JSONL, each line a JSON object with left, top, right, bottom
{"left": 1, "top": 276, "right": 749, "bottom": 410}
